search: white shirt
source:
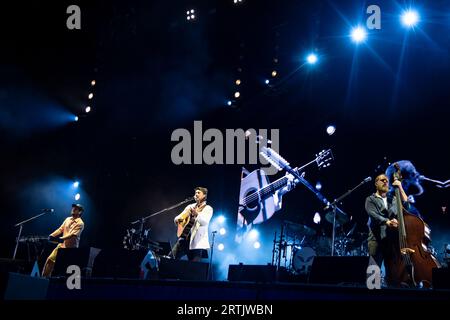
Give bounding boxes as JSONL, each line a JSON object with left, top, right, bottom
{"left": 174, "top": 203, "right": 213, "bottom": 250}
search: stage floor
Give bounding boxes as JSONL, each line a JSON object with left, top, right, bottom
{"left": 45, "top": 277, "right": 450, "bottom": 301}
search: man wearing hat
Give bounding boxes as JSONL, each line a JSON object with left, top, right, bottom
{"left": 42, "top": 204, "right": 85, "bottom": 277}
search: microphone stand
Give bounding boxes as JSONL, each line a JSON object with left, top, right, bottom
{"left": 13, "top": 210, "right": 53, "bottom": 260}
{"left": 208, "top": 231, "right": 217, "bottom": 281}
{"left": 327, "top": 179, "right": 370, "bottom": 256}
{"left": 130, "top": 197, "right": 194, "bottom": 230}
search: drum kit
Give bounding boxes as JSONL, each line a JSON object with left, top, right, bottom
{"left": 272, "top": 220, "right": 368, "bottom": 275}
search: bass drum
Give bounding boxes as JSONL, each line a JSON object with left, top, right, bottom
{"left": 292, "top": 247, "right": 316, "bottom": 275}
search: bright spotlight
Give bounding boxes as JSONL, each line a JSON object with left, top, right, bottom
{"left": 315, "top": 181, "right": 322, "bottom": 191}
{"left": 85, "top": 106, "right": 91, "bottom": 113}
{"left": 74, "top": 193, "right": 81, "bottom": 201}
{"left": 271, "top": 70, "right": 277, "bottom": 77}
{"left": 88, "top": 93, "right": 94, "bottom": 99}
{"left": 227, "top": 100, "right": 232, "bottom": 106}
{"left": 218, "top": 243, "right": 225, "bottom": 251}
{"left": 265, "top": 79, "right": 270, "bottom": 85}
{"left": 74, "top": 116, "right": 79, "bottom": 122}
{"left": 326, "top": 125, "right": 336, "bottom": 135}
{"left": 186, "top": 9, "right": 195, "bottom": 21}
{"left": 234, "top": 91, "right": 240, "bottom": 98}
{"left": 306, "top": 53, "right": 318, "bottom": 65}
{"left": 401, "top": 10, "right": 419, "bottom": 28}
{"left": 351, "top": 26, "right": 367, "bottom": 43}
{"left": 253, "top": 241, "right": 261, "bottom": 249}
{"left": 248, "top": 229, "right": 259, "bottom": 240}
{"left": 73, "top": 181, "right": 80, "bottom": 188}
{"left": 219, "top": 228, "right": 226, "bottom": 235}
{"left": 313, "top": 212, "right": 321, "bottom": 224}
{"left": 235, "top": 79, "right": 241, "bottom": 85}
{"left": 91, "top": 80, "right": 96, "bottom": 86}
{"left": 217, "top": 215, "right": 226, "bottom": 224}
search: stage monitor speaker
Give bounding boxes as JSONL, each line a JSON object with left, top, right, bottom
{"left": 432, "top": 267, "right": 450, "bottom": 289}
{"left": 92, "top": 249, "right": 149, "bottom": 279}
{"left": 309, "top": 256, "right": 370, "bottom": 285}
{"left": 0, "top": 272, "right": 49, "bottom": 300}
{"left": 227, "top": 264, "right": 277, "bottom": 282}
{"left": 158, "top": 258, "right": 209, "bottom": 281}
{"left": 53, "top": 247, "right": 101, "bottom": 277}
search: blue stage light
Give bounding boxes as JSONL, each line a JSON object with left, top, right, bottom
{"left": 74, "top": 193, "right": 81, "bottom": 201}
{"left": 315, "top": 181, "right": 322, "bottom": 191}
{"left": 219, "top": 227, "right": 226, "bottom": 235}
{"left": 73, "top": 181, "right": 80, "bottom": 188}
{"left": 218, "top": 243, "right": 225, "bottom": 251}
{"left": 249, "top": 229, "right": 259, "bottom": 240}
{"left": 306, "top": 53, "right": 318, "bottom": 65}
{"left": 313, "top": 212, "right": 321, "bottom": 224}
{"left": 401, "top": 10, "right": 419, "bottom": 28}
{"left": 351, "top": 26, "right": 367, "bottom": 43}
{"left": 326, "top": 125, "right": 336, "bottom": 135}
{"left": 253, "top": 241, "right": 261, "bottom": 249}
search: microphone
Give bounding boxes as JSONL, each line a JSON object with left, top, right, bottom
{"left": 362, "top": 177, "right": 372, "bottom": 184}
{"left": 211, "top": 230, "right": 218, "bottom": 234}
{"left": 42, "top": 209, "right": 54, "bottom": 213}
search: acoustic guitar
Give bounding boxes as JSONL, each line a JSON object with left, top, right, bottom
{"left": 176, "top": 202, "right": 206, "bottom": 238}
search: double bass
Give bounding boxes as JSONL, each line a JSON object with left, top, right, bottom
{"left": 385, "top": 163, "right": 440, "bottom": 288}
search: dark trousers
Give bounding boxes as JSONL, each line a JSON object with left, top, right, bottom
{"left": 368, "top": 237, "right": 398, "bottom": 285}
{"left": 171, "top": 238, "right": 206, "bottom": 262}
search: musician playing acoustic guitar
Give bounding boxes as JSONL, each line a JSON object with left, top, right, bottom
{"left": 171, "top": 187, "right": 213, "bottom": 261}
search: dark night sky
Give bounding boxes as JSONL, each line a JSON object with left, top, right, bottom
{"left": 0, "top": 1, "right": 449, "bottom": 267}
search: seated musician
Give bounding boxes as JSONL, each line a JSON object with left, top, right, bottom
{"left": 365, "top": 174, "right": 409, "bottom": 286}
{"left": 171, "top": 187, "right": 213, "bottom": 261}
{"left": 42, "top": 204, "right": 85, "bottom": 277}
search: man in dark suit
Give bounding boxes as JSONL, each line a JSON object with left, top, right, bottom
{"left": 365, "top": 174, "right": 409, "bottom": 284}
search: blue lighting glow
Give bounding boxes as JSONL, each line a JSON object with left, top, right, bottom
{"left": 351, "top": 26, "right": 367, "bottom": 43}
{"left": 401, "top": 10, "right": 419, "bottom": 28}
{"left": 306, "top": 53, "right": 318, "bottom": 65}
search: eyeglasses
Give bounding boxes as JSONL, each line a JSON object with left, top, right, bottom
{"left": 376, "top": 178, "right": 388, "bottom": 183}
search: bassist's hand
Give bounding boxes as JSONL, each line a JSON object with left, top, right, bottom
{"left": 386, "top": 218, "right": 398, "bottom": 228}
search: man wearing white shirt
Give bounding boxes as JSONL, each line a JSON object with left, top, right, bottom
{"left": 172, "top": 187, "right": 213, "bottom": 261}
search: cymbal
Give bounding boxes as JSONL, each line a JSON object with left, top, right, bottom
{"left": 284, "top": 221, "right": 316, "bottom": 236}
{"left": 325, "top": 210, "right": 349, "bottom": 225}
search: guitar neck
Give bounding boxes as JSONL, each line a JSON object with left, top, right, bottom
{"left": 244, "top": 169, "right": 297, "bottom": 204}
